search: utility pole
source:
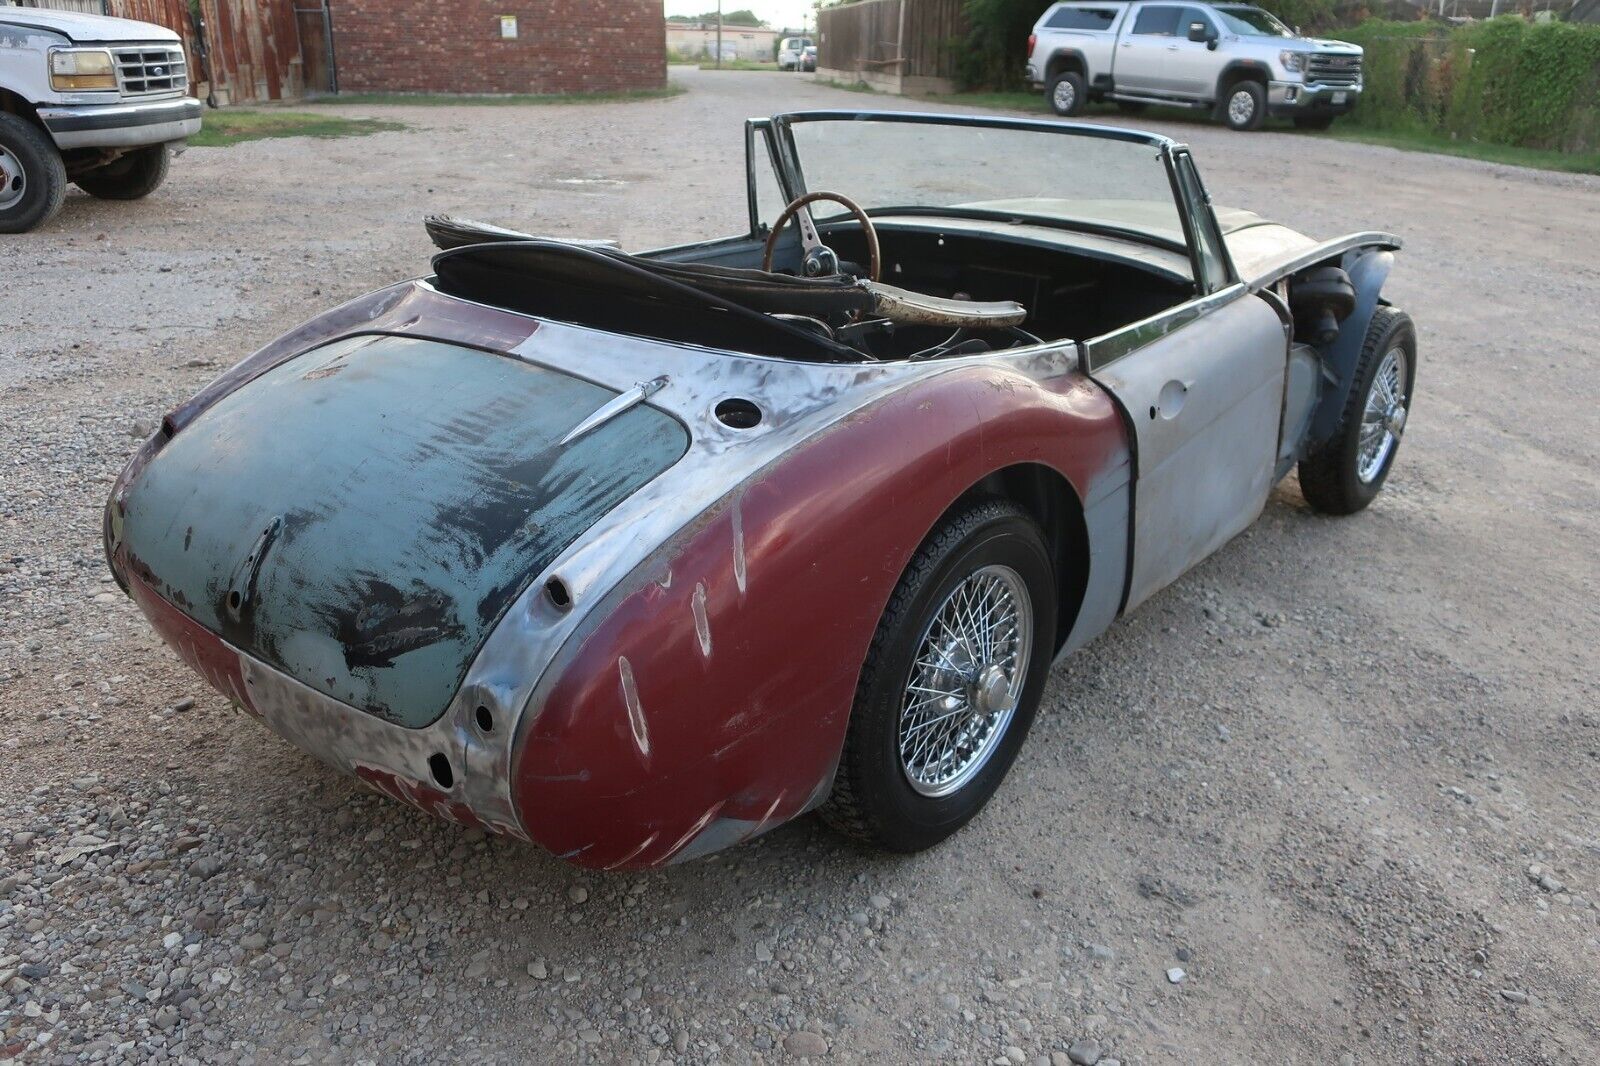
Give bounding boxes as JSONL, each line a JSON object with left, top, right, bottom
{"left": 716, "top": 0, "right": 723, "bottom": 69}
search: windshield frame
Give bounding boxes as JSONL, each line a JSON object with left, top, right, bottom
{"left": 753, "top": 110, "right": 1236, "bottom": 296}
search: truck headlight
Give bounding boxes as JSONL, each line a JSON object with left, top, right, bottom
{"left": 50, "top": 49, "right": 117, "bottom": 92}
{"left": 1279, "top": 51, "right": 1306, "bottom": 74}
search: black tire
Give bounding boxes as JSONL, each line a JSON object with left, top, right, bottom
{"left": 1219, "top": 79, "right": 1266, "bottom": 131}
{"left": 1115, "top": 100, "right": 1148, "bottom": 114}
{"left": 0, "top": 112, "right": 67, "bottom": 234}
{"left": 1298, "top": 306, "right": 1417, "bottom": 516}
{"left": 819, "top": 500, "right": 1057, "bottom": 852}
{"left": 1294, "top": 115, "right": 1335, "bottom": 131}
{"left": 1047, "top": 71, "right": 1087, "bottom": 117}
{"left": 74, "top": 145, "right": 170, "bottom": 201}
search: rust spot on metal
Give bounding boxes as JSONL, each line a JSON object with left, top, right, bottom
{"left": 314, "top": 576, "right": 467, "bottom": 671}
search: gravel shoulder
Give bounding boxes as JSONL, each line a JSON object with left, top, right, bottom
{"left": 1, "top": 67, "right": 1596, "bottom": 1064}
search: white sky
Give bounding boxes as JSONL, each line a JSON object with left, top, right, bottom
{"left": 663, "top": 0, "right": 817, "bottom": 33}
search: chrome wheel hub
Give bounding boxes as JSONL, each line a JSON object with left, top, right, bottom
{"left": 1053, "top": 80, "right": 1076, "bottom": 111}
{"left": 899, "top": 565, "right": 1033, "bottom": 798}
{"left": 1357, "top": 347, "right": 1409, "bottom": 483}
{"left": 1228, "top": 90, "right": 1255, "bottom": 125}
{"left": 0, "top": 146, "right": 25, "bottom": 212}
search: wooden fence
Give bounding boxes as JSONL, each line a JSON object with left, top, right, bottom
{"left": 816, "top": 0, "right": 969, "bottom": 93}
{"left": 22, "top": 0, "right": 310, "bottom": 102}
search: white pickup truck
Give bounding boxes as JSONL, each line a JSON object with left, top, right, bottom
{"left": 1, "top": 7, "right": 201, "bottom": 232}
{"left": 1025, "top": 1, "right": 1362, "bottom": 131}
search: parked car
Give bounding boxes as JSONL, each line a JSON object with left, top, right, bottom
{"left": 1026, "top": 1, "right": 1362, "bottom": 130}
{"left": 802, "top": 45, "right": 818, "bottom": 73}
{"left": 778, "top": 36, "right": 813, "bottom": 71}
{"left": 106, "top": 111, "right": 1413, "bottom": 869}
{"left": 0, "top": 7, "right": 201, "bottom": 232}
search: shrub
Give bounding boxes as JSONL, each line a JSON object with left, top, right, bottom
{"left": 1340, "top": 17, "right": 1600, "bottom": 152}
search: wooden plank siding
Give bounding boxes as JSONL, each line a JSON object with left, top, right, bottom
{"left": 816, "top": 0, "right": 968, "bottom": 89}
{"left": 101, "top": 0, "right": 305, "bottom": 103}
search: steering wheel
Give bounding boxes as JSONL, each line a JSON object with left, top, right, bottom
{"left": 761, "top": 191, "right": 881, "bottom": 283}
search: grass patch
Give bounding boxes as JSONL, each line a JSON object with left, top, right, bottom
{"left": 189, "top": 110, "right": 403, "bottom": 147}
{"left": 906, "top": 89, "right": 1600, "bottom": 175}
{"left": 819, "top": 78, "right": 877, "bottom": 94}
{"left": 1310, "top": 125, "right": 1600, "bottom": 175}
{"left": 309, "top": 86, "right": 685, "bottom": 107}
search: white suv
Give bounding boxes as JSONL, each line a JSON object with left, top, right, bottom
{"left": 778, "top": 36, "right": 813, "bottom": 72}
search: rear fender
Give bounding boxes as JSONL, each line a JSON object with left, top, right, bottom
{"left": 1045, "top": 48, "right": 1088, "bottom": 79}
{"left": 509, "top": 360, "right": 1129, "bottom": 869}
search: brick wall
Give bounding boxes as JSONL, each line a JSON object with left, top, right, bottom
{"left": 328, "top": 0, "right": 666, "bottom": 95}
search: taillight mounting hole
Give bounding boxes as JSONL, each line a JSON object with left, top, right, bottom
{"left": 474, "top": 705, "right": 495, "bottom": 733}
{"left": 545, "top": 577, "right": 572, "bottom": 611}
{"left": 427, "top": 753, "right": 454, "bottom": 790}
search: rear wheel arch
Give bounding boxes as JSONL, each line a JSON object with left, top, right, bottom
{"left": 1044, "top": 49, "right": 1087, "bottom": 81}
{"left": 936, "top": 463, "right": 1088, "bottom": 656}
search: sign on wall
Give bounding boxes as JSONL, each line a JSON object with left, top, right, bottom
{"left": 499, "top": 15, "right": 518, "bottom": 39}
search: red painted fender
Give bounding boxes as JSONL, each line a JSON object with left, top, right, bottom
{"left": 511, "top": 361, "right": 1128, "bottom": 869}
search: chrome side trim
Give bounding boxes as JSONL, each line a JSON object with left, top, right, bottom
{"left": 1082, "top": 283, "right": 1247, "bottom": 372}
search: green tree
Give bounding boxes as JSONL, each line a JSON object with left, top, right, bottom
{"left": 667, "top": 9, "right": 766, "bottom": 26}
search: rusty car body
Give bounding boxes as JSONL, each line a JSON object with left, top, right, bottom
{"left": 105, "top": 112, "right": 1415, "bottom": 869}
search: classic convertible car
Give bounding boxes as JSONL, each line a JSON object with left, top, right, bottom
{"left": 106, "top": 112, "right": 1415, "bottom": 869}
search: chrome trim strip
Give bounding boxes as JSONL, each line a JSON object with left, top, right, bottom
{"left": 1242, "top": 231, "right": 1402, "bottom": 293}
{"left": 558, "top": 375, "right": 669, "bottom": 446}
{"left": 1082, "top": 282, "right": 1247, "bottom": 372}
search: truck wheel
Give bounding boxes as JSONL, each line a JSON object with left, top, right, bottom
{"left": 1220, "top": 80, "right": 1266, "bottom": 131}
{"left": 1048, "top": 72, "right": 1087, "bottom": 117}
{"left": 1294, "top": 115, "right": 1334, "bottom": 131}
{"left": 819, "top": 500, "right": 1057, "bottom": 852}
{"left": 0, "top": 112, "right": 67, "bottom": 234}
{"left": 1298, "top": 307, "right": 1417, "bottom": 515}
{"left": 75, "top": 145, "right": 170, "bottom": 201}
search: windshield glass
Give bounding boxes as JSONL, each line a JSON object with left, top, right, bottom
{"left": 1214, "top": 6, "right": 1293, "bottom": 36}
{"left": 784, "top": 116, "right": 1184, "bottom": 247}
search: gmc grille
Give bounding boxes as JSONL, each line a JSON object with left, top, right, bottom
{"left": 1306, "top": 54, "right": 1361, "bottom": 87}
{"left": 114, "top": 45, "right": 188, "bottom": 97}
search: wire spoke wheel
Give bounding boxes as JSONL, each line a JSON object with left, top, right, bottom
{"left": 898, "top": 564, "right": 1032, "bottom": 798}
{"left": 1357, "top": 346, "right": 1408, "bottom": 483}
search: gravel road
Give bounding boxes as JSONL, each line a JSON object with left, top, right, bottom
{"left": 2, "top": 66, "right": 1597, "bottom": 1064}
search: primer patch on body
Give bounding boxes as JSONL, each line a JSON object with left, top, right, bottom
{"left": 691, "top": 582, "right": 712, "bottom": 656}
{"left": 731, "top": 496, "right": 747, "bottom": 594}
{"left": 618, "top": 656, "right": 650, "bottom": 757}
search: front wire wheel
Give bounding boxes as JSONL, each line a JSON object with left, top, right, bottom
{"left": 820, "top": 500, "right": 1056, "bottom": 852}
{"left": 1298, "top": 306, "right": 1417, "bottom": 515}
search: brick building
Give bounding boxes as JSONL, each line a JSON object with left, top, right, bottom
{"left": 326, "top": 0, "right": 666, "bottom": 95}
